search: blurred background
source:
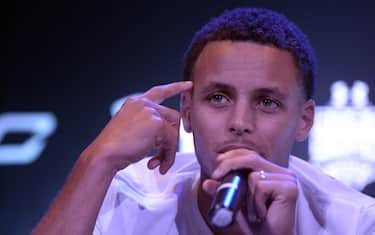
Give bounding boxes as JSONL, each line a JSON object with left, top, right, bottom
{"left": 3, "top": 0, "right": 375, "bottom": 234}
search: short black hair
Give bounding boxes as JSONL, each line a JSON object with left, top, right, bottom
{"left": 183, "top": 7, "right": 317, "bottom": 100}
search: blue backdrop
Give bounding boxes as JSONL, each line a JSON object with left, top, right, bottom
{"left": 3, "top": 1, "right": 375, "bottom": 234}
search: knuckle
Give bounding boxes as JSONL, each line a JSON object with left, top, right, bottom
{"left": 138, "top": 109, "right": 156, "bottom": 122}
{"left": 118, "top": 99, "right": 132, "bottom": 112}
{"left": 150, "top": 115, "right": 164, "bottom": 127}
{"left": 248, "top": 155, "right": 258, "bottom": 164}
{"left": 150, "top": 113, "right": 163, "bottom": 122}
{"left": 169, "top": 111, "right": 181, "bottom": 125}
{"left": 282, "top": 182, "right": 298, "bottom": 201}
{"left": 149, "top": 85, "right": 162, "bottom": 94}
{"left": 121, "top": 96, "right": 146, "bottom": 111}
{"left": 143, "top": 106, "right": 156, "bottom": 116}
{"left": 126, "top": 96, "right": 137, "bottom": 103}
{"left": 126, "top": 95, "right": 143, "bottom": 105}
{"left": 139, "top": 97, "right": 151, "bottom": 104}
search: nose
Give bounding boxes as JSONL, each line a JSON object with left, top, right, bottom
{"left": 228, "top": 102, "right": 254, "bottom": 135}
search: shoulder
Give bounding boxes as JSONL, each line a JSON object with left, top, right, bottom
{"left": 289, "top": 156, "right": 374, "bottom": 205}
{"left": 289, "top": 156, "right": 375, "bottom": 234}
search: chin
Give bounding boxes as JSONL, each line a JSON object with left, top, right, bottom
{"left": 195, "top": 154, "right": 215, "bottom": 177}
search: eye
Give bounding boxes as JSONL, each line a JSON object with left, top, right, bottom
{"left": 207, "top": 93, "right": 230, "bottom": 106}
{"left": 258, "top": 97, "right": 280, "bottom": 111}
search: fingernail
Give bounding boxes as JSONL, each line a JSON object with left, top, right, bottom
{"left": 160, "top": 165, "right": 168, "bottom": 175}
{"left": 149, "top": 159, "right": 160, "bottom": 169}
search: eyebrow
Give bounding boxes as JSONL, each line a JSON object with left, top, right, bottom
{"left": 200, "top": 81, "right": 287, "bottom": 99}
{"left": 253, "top": 87, "right": 287, "bottom": 99}
{"left": 200, "top": 82, "right": 236, "bottom": 94}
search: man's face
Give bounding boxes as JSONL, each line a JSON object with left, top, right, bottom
{"left": 181, "top": 41, "right": 314, "bottom": 176}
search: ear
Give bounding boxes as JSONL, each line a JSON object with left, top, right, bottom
{"left": 295, "top": 99, "right": 315, "bottom": 142}
{"left": 180, "top": 91, "right": 193, "bottom": 133}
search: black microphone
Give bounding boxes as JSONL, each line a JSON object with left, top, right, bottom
{"left": 208, "top": 170, "right": 249, "bottom": 228}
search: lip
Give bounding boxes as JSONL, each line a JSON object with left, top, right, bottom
{"left": 218, "top": 144, "right": 255, "bottom": 154}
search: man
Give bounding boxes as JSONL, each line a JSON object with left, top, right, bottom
{"left": 32, "top": 8, "right": 375, "bottom": 235}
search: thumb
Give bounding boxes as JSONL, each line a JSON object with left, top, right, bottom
{"left": 202, "top": 179, "right": 220, "bottom": 196}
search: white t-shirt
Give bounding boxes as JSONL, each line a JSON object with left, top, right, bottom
{"left": 94, "top": 153, "right": 375, "bottom": 235}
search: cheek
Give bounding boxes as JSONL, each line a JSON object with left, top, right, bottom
{"left": 261, "top": 117, "right": 299, "bottom": 165}
{"left": 190, "top": 107, "right": 224, "bottom": 174}
{"left": 191, "top": 105, "right": 223, "bottom": 140}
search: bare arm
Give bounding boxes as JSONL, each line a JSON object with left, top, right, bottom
{"left": 31, "top": 81, "right": 193, "bottom": 235}
{"left": 31, "top": 149, "right": 117, "bottom": 235}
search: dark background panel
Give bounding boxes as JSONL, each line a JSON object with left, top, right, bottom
{"left": 3, "top": 1, "right": 375, "bottom": 234}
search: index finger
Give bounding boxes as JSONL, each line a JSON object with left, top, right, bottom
{"left": 143, "top": 81, "right": 193, "bottom": 104}
{"left": 212, "top": 151, "right": 287, "bottom": 179}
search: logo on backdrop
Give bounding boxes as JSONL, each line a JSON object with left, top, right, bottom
{"left": 0, "top": 112, "right": 57, "bottom": 165}
{"left": 308, "top": 80, "right": 375, "bottom": 190}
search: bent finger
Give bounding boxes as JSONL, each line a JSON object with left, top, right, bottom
{"left": 251, "top": 180, "right": 272, "bottom": 222}
{"left": 147, "top": 151, "right": 163, "bottom": 170}
{"left": 158, "top": 120, "right": 180, "bottom": 174}
{"left": 212, "top": 154, "right": 289, "bottom": 180}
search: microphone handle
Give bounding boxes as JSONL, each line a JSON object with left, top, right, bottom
{"left": 208, "top": 170, "right": 249, "bottom": 228}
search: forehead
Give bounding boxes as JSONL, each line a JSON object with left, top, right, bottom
{"left": 193, "top": 41, "right": 302, "bottom": 95}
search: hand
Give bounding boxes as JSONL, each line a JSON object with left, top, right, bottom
{"left": 203, "top": 149, "right": 297, "bottom": 235}
{"left": 84, "top": 81, "right": 193, "bottom": 174}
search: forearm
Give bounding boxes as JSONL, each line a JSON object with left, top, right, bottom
{"left": 31, "top": 150, "right": 118, "bottom": 235}
{"left": 31, "top": 82, "right": 190, "bottom": 235}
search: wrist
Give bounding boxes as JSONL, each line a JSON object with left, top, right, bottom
{"left": 79, "top": 144, "right": 125, "bottom": 177}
